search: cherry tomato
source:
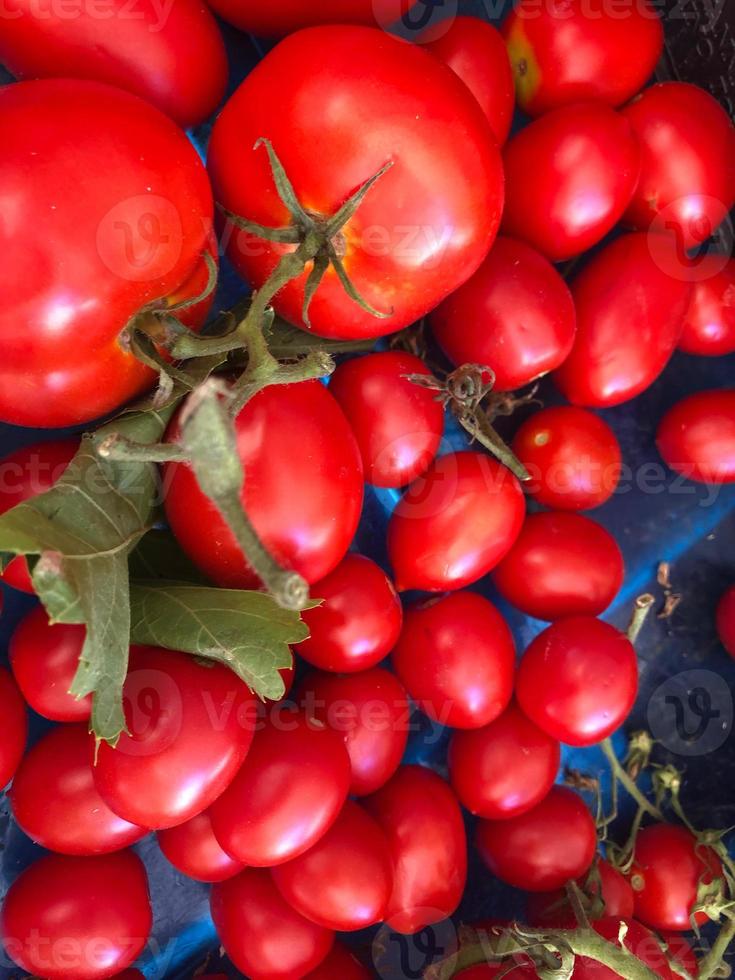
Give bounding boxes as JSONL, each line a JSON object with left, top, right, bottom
{"left": 300, "top": 668, "right": 409, "bottom": 796}
{"left": 418, "top": 16, "right": 515, "bottom": 144}
{"left": 0, "top": 440, "right": 78, "bottom": 592}
{"left": 622, "top": 82, "right": 735, "bottom": 249}
{"left": 476, "top": 786, "right": 596, "bottom": 891}
{"left": 717, "top": 585, "right": 735, "bottom": 658}
{"left": 526, "top": 859, "right": 635, "bottom": 927}
{"left": 573, "top": 917, "right": 684, "bottom": 980}
{"left": 93, "top": 646, "right": 256, "bottom": 830}
{"left": 511, "top": 406, "right": 622, "bottom": 511}
{"left": 157, "top": 809, "right": 246, "bottom": 883}
{"left": 430, "top": 236, "right": 576, "bottom": 391}
{"left": 501, "top": 104, "right": 639, "bottom": 261}
{"left": 656, "top": 389, "right": 735, "bottom": 484}
{"left": 517, "top": 616, "right": 638, "bottom": 746}
{"left": 553, "top": 233, "right": 692, "bottom": 407}
{"left": 364, "top": 765, "right": 467, "bottom": 934}
{"left": 448, "top": 702, "right": 560, "bottom": 819}
{"left": 678, "top": 256, "right": 735, "bottom": 356}
{"left": 503, "top": 0, "right": 663, "bottom": 116}
{"left": 0, "top": 666, "right": 27, "bottom": 789}
{"left": 210, "top": 868, "right": 334, "bottom": 980}
{"left": 209, "top": 711, "right": 351, "bottom": 866}
{"left": 387, "top": 452, "right": 525, "bottom": 592}
{"left": 205, "top": 0, "right": 414, "bottom": 35}
{"left": 297, "top": 554, "right": 403, "bottom": 673}
{"left": 0, "top": 851, "right": 151, "bottom": 980}
{"left": 392, "top": 592, "right": 515, "bottom": 729}
{"left": 0, "top": 79, "right": 214, "bottom": 428}
{"left": 165, "top": 381, "right": 363, "bottom": 589}
{"left": 208, "top": 26, "right": 503, "bottom": 340}
{"left": 492, "top": 511, "right": 624, "bottom": 621}
{"left": 304, "top": 942, "right": 372, "bottom": 980}
{"left": 328, "top": 352, "right": 445, "bottom": 487}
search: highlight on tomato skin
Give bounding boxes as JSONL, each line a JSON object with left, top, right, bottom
{"left": 157, "top": 810, "right": 246, "bottom": 883}
{"left": 677, "top": 256, "right": 735, "bottom": 356}
{"left": 656, "top": 389, "right": 735, "bottom": 485}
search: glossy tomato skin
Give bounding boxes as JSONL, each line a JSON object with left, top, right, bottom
{"left": 717, "top": 585, "right": 735, "bottom": 658}
{"left": 430, "top": 236, "right": 576, "bottom": 391}
{"left": 476, "top": 786, "right": 596, "bottom": 891}
{"left": 553, "top": 234, "right": 692, "bottom": 407}
{"left": 492, "top": 511, "right": 624, "bottom": 621}
{"left": 93, "top": 646, "right": 256, "bottom": 830}
{"left": 392, "top": 592, "right": 515, "bottom": 729}
{"left": 678, "top": 256, "right": 735, "bottom": 356}
{"left": 364, "top": 765, "right": 467, "bottom": 934}
{"left": 206, "top": 0, "right": 414, "bottom": 35}
{"left": 526, "top": 859, "right": 634, "bottom": 927}
{"left": 501, "top": 104, "right": 640, "bottom": 261}
{"left": 208, "top": 26, "right": 503, "bottom": 340}
{"left": 0, "top": 80, "right": 214, "bottom": 428}
{"left": 164, "top": 381, "right": 363, "bottom": 589}
{"left": 210, "top": 868, "right": 334, "bottom": 980}
{"left": 329, "top": 352, "right": 445, "bottom": 487}
{"left": 157, "top": 810, "right": 246, "bottom": 883}
{"left": 448, "top": 702, "right": 560, "bottom": 819}
{"left": 512, "top": 407, "right": 622, "bottom": 510}
{"left": 0, "top": 667, "right": 27, "bottom": 790}
{"left": 656, "top": 389, "right": 735, "bottom": 484}
{"left": 387, "top": 452, "right": 525, "bottom": 592}
{"left": 0, "top": 851, "right": 152, "bottom": 980}
{"left": 304, "top": 942, "right": 371, "bottom": 980}
{"left": 622, "top": 83, "right": 735, "bottom": 249}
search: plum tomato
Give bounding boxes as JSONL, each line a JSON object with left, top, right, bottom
{"left": 501, "top": 104, "right": 640, "bottom": 261}
{"left": 656, "top": 389, "right": 735, "bottom": 484}
{"left": 205, "top": 0, "right": 415, "bottom": 36}
{"left": 717, "top": 585, "right": 735, "bottom": 658}
{"left": 210, "top": 868, "right": 334, "bottom": 980}
{"left": 511, "top": 406, "right": 622, "bottom": 511}
{"left": 573, "top": 917, "right": 687, "bottom": 980}
{"left": 553, "top": 233, "right": 692, "bottom": 407}
{"left": 0, "top": 851, "right": 152, "bottom": 980}
{"left": 429, "top": 236, "right": 576, "bottom": 391}
{"left": 208, "top": 26, "right": 503, "bottom": 340}
{"left": 517, "top": 616, "right": 638, "bottom": 746}
{"left": 476, "top": 786, "right": 597, "bottom": 891}
{"left": 492, "top": 511, "right": 624, "bottom": 621}
{"left": 164, "top": 380, "right": 364, "bottom": 589}
{"left": 304, "top": 942, "right": 372, "bottom": 980}
{"left": 678, "top": 256, "right": 735, "bottom": 356}
{"left": 622, "top": 82, "right": 735, "bottom": 250}
{"left": 0, "top": 667, "right": 27, "bottom": 789}
{"left": 526, "top": 859, "right": 634, "bottom": 927}
{"left": 387, "top": 451, "right": 525, "bottom": 592}
{"left": 157, "top": 810, "right": 246, "bottom": 883}
{"left": 448, "top": 702, "right": 560, "bottom": 819}
{"left": 209, "top": 710, "right": 351, "bottom": 866}
{"left": 392, "top": 591, "right": 515, "bottom": 729}
{"left": 364, "top": 765, "right": 467, "bottom": 934}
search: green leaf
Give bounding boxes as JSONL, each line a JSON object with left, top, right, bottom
{"left": 128, "top": 530, "right": 208, "bottom": 584}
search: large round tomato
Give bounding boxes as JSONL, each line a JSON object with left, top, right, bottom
{"left": 304, "top": 942, "right": 371, "bottom": 980}
{"left": 717, "top": 585, "right": 735, "bottom": 658}
{"left": 164, "top": 381, "right": 364, "bottom": 589}
{"left": 501, "top": 104, "right": 639, "bottom": 261}
{"left": 157, "top": 810, "right": 245, "bottom": 883}
{"left": 0, "top": 666, "right": 27, "bottom": 789}
{"left": 430, "top": 236, "right": 576, "bottom": 391}
{"left": 0, "top": 851, "right": 152, "bottom": 980}
{"left": 553, "top": 234, "right": 692, "bottom": 407}
{"left": 678, "top": 256, "right": 735, "bottom": 356}
{"left": 208, "top": 26, "right": 503, "bottom": 340}
{"left": 205, "top": 0, "right": 414, "bottom": 36}
{"left": 656, "top": 389, "right": 735, "bottom": 484}
{"left": 527, "top": 860, "right": 634, "bottom": 928}
{"left": 0, "top": 79, "right": 214, "bottom": 428}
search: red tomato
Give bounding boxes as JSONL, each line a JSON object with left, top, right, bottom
{"left": 502, "top": 0, "right": 663, "bottom": 116}
{"left": 553, "top": 234, "right": 692, "bottom": 407}
{"left": 208, "top": 26, "right": 503, "bottom": 340}
{"left": 164, "top": 381, "right": 363, "bottom": 589}
{"left": 458, "top": 968, "right": 535, "bottom": 980}
{"left": 392, "top": 592, "right": 515, "bottom": 729}
{"left": 492, "top": 512, "right": 624, "bottom": 621}
{"left": 678, "top": 256, "right": 735, "bottom": 356}
{"left": 517, "top": 616, "right": 638, "bottom": 746}
{"left": 717, "top": 585, "right": 735, "bottom": 658}
{"left": 209, "top": 711, "right": 351, "bottom": 866}
{"left": 418, "top": 16, "right": 515, "bottom": 144}
{"left": 297, "top": 554, "right": 403, "bottom": 673}
{"left": 0, "top": 666, "right": 27, "bottom": 789}
{"left": 300, "top": 668, "right": 409, "bottom": 796}
{"left": 157, "top": 810, "right": 246, "bottom": 883}
{"left": 448, "top": 702, "right": 560, "bottom": 819}
{"left": 0, "top": 851, "right": 151, "bottom": 980}
{"left": 622, "top": 83, "right": 735, "bottom": 249}
{"left": 0, "top": 0, "right": 226, "bottom": 129}
{"left": 304, "top": 942, "right": 371, "bottom": 980}
{"left": 328, "top": 352, "right": 445, "bottom": 487}
{"left": 501, "top": 104, "right": 639, "bottom": 261}
{"left": 0, "top": 440, "right": 78, "bottom": 592}
{"left": 364, "top": 765, "right": 467, "bottom": 934}
{"left": 0, "top": 80, "right": 214, "bottom": 428}
{"left": 272, "top": 800, "right": 393, "bottom": 931}
{"left": 526, "top": 859, "right": 635, "bottom": 927}
{"left": 210, "top": 868, "right": 334, "bottom": 980}
{"left": 476, "top": 786, "right": 596, "bottom": 891}
{"left": 206, "top": 0, "right": 414, "bottom": 35}
{"left": 511, "top": 406, "right": 622, "bottom": 511}
{"left": 430, "top": 236, "right": 576, "bottom": 391}
{"left": 387, "top": 452, "right": 525, "bottom": 592}
{"left": 656, "top": 389, "right": 735, "bottom": 484}
{"left": 573, "top": 918, "right": 684, "bottom": 980}
{"left": 93, "top": 646, "right": 256, "bottom": 830}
